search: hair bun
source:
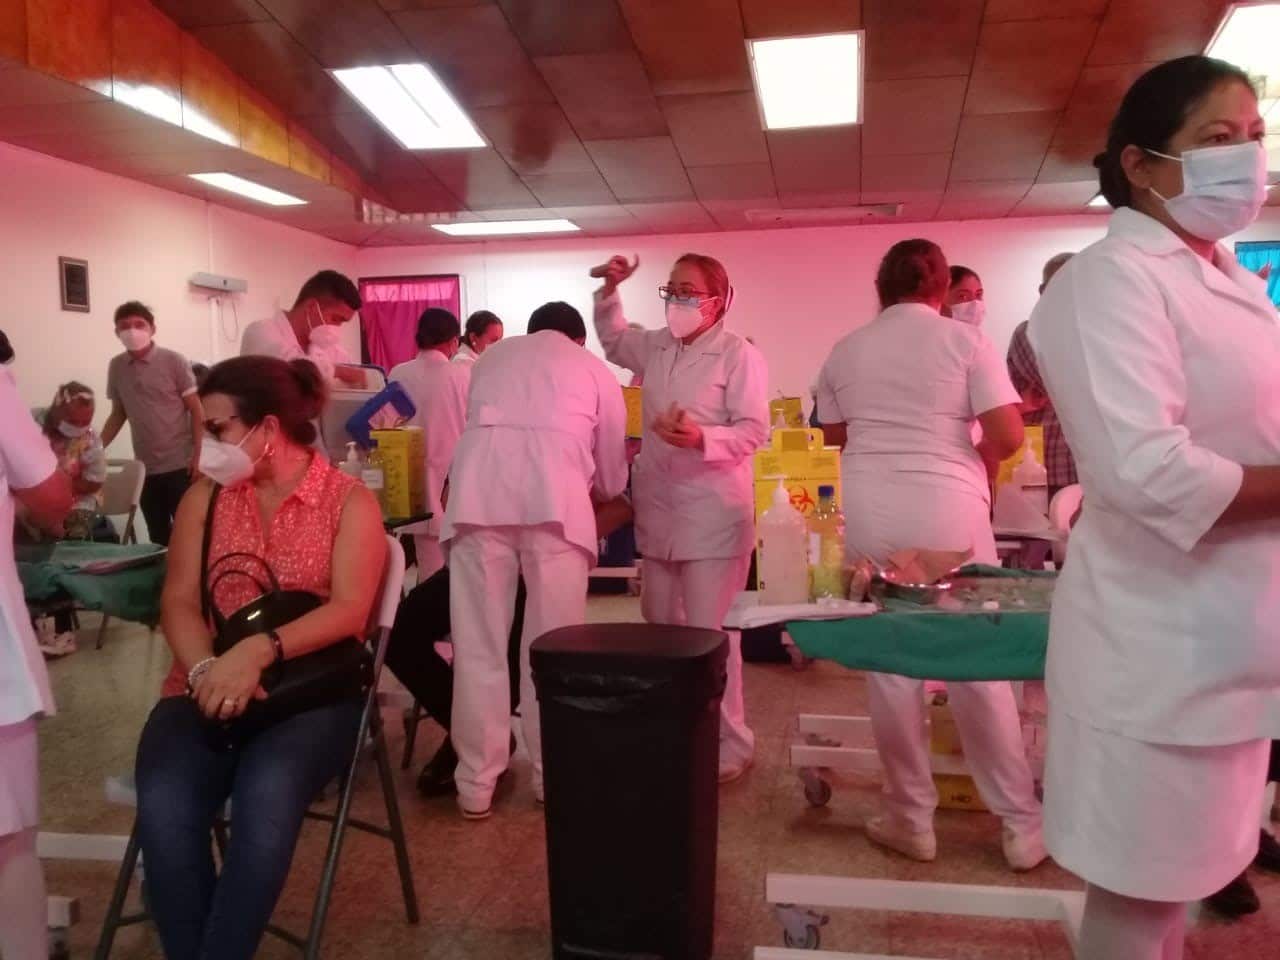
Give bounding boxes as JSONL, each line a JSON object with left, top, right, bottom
{"left": 287, "top": 358, "right": 328, "bottom": 420}
{"left": 1092, "top": 151, "right": 1107, "bottom": 170}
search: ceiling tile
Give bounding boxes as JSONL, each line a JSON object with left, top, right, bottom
{"left": 521, "top": 170, "right": 616, "bottom": 205}
{"left": 300, "top": 109, "right": 429, "bottom": 182}
{"left": 965, "top": 17, "right": 1098, "bottom": 115}
{"left": 289, "top": 121, "right": 332, "bottom": 181}
{"left": 112, "top": 0, "right": 182, "bottom": 118}
{"left": 374, "top": 177, "right": 466, "bottom": 213}
{"left": 150, "top": 0, "right": 272, "bottom": 28}
{"left": 470, "top": 102, "right": 596, "bottom": 175}
{"left": 0, "top": 0, "right": 26, "bottom": 63}
{"left": 660, "top": 92, "right": 768, "bottom": 167}
{"left": 861, "top": 152, "right": 952, "bottom": 193}
{"left": 27, "top": 0, "right": 113, "bottom": 96}
{"left": 0, "top": 64, "right": 107, "bottom": 107}
{"left": 394, "top": 5, "right": 555, "bottom": 108}
{"left": 739, "top": 0, "right": 862, "bottom": 39}
{"left": 862, "top": 76, "right": 966, "bottom": 155}
{"left": 625, "top": 200, "right": 718, "bottom": 231}
{"left": 767, "top": 125, "right": 861, "bottom": 198}
{"left": 536, "top": 52, "right": 668, "bottom": 140}
{"left": 700, "top": 198, "right": 778, "bottom": 229}
{"left": 317, "top": 222, "right": 385, "bottom": 245}
{"left": 496, "top": 0, "right": 634, "bottom": 57}
{"left": 1088, "top": 0, "right": 1230, "bottom": 67}
{"left": 950, "top": 111, "right": 1059, "bottom": 182}
{"left": 1053, "top": 62, "right": 1155, "bottom": 147}
{"left": 1010, "top": 180, "right": 1100, "bottom": 216}
{"left": 936, "top": 179, "right": 1031, "bottom": 220}
{"left": 422, "top": 147, "right": 541, "bottom": 208}
{"left": 688, "top": 162, "right": 776, "bottom": 203}
{"left": 617, "top": 0, "right": 752, "bottom": 96}
{"left": 180, "top": 34, "right": 244, "bottom": 149}
{"left": 585, "top": 136, "right": 695, "bottom": 203}
{"left": 238, "top": 84, "right": 290, "bottom": 166}
{"left": 256, "top": 0, "right": 417, "bottom": 69}
{"left": 863, "top": 0, "right": 983, "bottom": 82}
{"left": 984, "top": 0, "right": 1107, "bottom": 20}
{"left": 1038, "top": 139, "right": 1099, "bottom": 183}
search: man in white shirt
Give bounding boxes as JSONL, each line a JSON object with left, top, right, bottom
{"left": 240, "top": 270, "right": 365, "bottom": 387}
{"left": 444, "top": 301, "right": 628, "bottom": 819}
{"left": 388, "top": 308, "right": 471, "bottom": 582}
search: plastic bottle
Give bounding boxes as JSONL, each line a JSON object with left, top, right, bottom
{"left": 340, "top": 442, "right": 362, "bottom": 480}
{"left": 808, "top": 485, "right": 849, "bottom": 601}
{"left": 361, "top": 441, "right": 387, "bottom": 516}
{"left": 758, "top": 477, "right": 809, "bottom": 605}
{"left": 1012, "top": 439, "right": 1048, "bottom": 517}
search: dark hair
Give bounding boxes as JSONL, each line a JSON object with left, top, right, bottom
{"left": 875, "top": 239, "right": 949, "bottom": 309}
{"left": 114, "top": 300, "right": 155, "bottom": 328}
{"left": 191, "top": 362, "right": 211, "bottom": 388}
{"left": 949, "top": 265, "right": 980, "bottom": 288}
{"left": 43, "top": 381, "right": 94, "bottom": 439}
{"left": 0, "top": 329, "right": 11, "bottom": 364}
{"left": 200, "top": 356, "right": 327, "bottom": 446}
{"left": 528, "top": 301, "right": 586, "bottom": 341}
{"left": 293, "top": 270, "right": 361, "bottom": 311}
{"left": 463, "top": 310, "right": 502, "bottom": 348}
{"left": 1096, "top": 55, "right": 1255, "bottom": 208}
{"left": 675, "top": 253, "right": 732, "bottom": 320}
{"left": 416, "top": 307, "right": 461, "bottom": 349}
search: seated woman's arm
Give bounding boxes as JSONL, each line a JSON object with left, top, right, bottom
{"left": 159, "top": 480, "right": 217, "bottom": 684}
{"left": 191, "top": 483, "right": 387, "bottom": 720}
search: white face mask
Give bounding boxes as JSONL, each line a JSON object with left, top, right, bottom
{"left": 118, "top": 327, "right": 152, "bottom": 352}
{"left": 665, "top": 297, "right": 712, "bottom": 339}
{"left": 198, "top": 425, "right": 262, "bottom": 488}
{"left": 1148, "top": 141, "right": 1268, "bottom": 242}
{"left": 309, "top": 324, "right": 343, "bottom": 350}
{"left": 57, "top": 420, "right": 88, "bottom": 439}
{"left": 950, "top": 300, "right": 986, "bottom": 327}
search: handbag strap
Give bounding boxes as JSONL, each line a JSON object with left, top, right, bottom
{"left": 200, "top": 483, "right": 221, "bottom": 625}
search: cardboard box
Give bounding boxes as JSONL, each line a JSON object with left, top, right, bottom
{"left": 753, "top": 428, "right": 841, "bottom": 519}
{"left": 769, "top": 396, "right": 805, "bottom": 429}
{"left": 996, "top": 424, "right": 1044, "bottom": 489}
{"left": 622, "top": 385, "right": 643, "bottom": 439}
{"left": 370, "top": 427, "right": 426, "bottom": 519}
{"left": 929, "top": 703, "right": 987, "bottom": 812}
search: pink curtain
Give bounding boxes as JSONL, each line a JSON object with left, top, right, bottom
{"left": 359, "top": 276, "right": 461, "bottom": 372}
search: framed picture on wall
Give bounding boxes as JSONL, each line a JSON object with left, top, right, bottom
{"left": 59, "top": 256, "right": 90, "bottom": 312}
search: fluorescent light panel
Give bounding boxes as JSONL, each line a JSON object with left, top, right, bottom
{"left": 332, "top": 64, "right": 484, "bottom": 150}
{"left": 1087, "top": 193, "right": 1111, "bottom": 208}
{"left": 1206, "top": 3, "right": 1280, "bottom": 97}
{"left": 748, "top": 32, "right": 863, "bottom": 130}
{"left": 431, "top": 219, "right": 580, "bottom": 237}
{"left": 189, "top": 173, "right": 307, "bottom": 206}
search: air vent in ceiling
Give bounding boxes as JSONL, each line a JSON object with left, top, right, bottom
{"left": 744, "top": 203, "right": 903, "bottom": 225}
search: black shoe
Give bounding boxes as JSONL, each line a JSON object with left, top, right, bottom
{"left": 417, "top": 738, "right": 458, "bottom": 798}
{"left": 1256, "top": 829, "right": 1280, "bottom": 874}
{"left": 1204, "top": 872, "right": 1260, "bottom": 918}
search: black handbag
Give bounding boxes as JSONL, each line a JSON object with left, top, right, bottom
{"left": 199, "top": 484, "right": 373, "bottom": 737}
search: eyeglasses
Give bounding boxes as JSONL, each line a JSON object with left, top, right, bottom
{"left": 658, "top": 284, "right": 714, "bottom": 302}
{"left": 203, "top": 415, "right": 241, "bottom": 441}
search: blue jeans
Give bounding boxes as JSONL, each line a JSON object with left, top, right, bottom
{"left": 135, "top": 695, "right": 362, "bottom": 960}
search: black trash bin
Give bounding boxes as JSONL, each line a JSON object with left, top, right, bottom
{"left": 532, "top": 623, "right": 728, "bottom": 960}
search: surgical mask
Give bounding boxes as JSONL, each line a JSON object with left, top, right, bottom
{"left": 665, "top": 298, "right": 709, "bottom": 339}
{"left": 951, "top": 300, "right": 986, "bottom": 327}
{"left": 198, "top": 425, "right": 262, "bottom": 488}
{"left": 309, "top": 324, "right": 343, "bottom": 350}
{"left": 117, "top": 327, "right": 152, "bottom": 351}
{"left": 1147, "top": 141, "right": 1268, "bottom": 241}
{"left": 57, "top": 421, "right": 88, "bottom": 439}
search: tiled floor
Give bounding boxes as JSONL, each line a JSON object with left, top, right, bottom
{"left": 38, "top": 600, "right": 1280, "bottom": 959}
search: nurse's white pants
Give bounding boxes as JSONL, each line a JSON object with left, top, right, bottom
{"left": 1078, "top": 885, "right": 1186, "bottom": 960}
{"left": 867, "top": 673, "right": 1040, "bottom": 833}
{"left": 641, "top": 554, "right": 755, "bottom": 768}
{"left": 413, "top": 533, "right": 446, "bottom": 584}
{"left": 449, "top": 525, "right": 590, "bottom": 807}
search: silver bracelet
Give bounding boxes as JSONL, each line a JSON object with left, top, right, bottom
{"left": 187, "top": 656, "right": 217, "bottom": 691}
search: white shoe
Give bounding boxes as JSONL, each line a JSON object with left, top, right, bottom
{"left": 866, "top": 815, "right": 937, "bottom": 862}
{"left": 457, "top": 796, "right": 493, "bottom": 821}
{"left": 718, "top": 755, "right": 753, "bottom": 784}
{"left": 39, "top": 632, "right": 77, "bottom": 658}
{"left": 1002, "top": 825, "right": 1048, "bottom": 872}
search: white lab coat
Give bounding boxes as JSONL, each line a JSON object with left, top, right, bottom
{"left": 1031, "top": 206, "right": 1280, "bottom": 899}
{"left": 443, "top": 330, "right": 628, "bottom": 805}
{"left": 240, "top": 311, "right": 353, "bottom": 380}
{"left": 593, "top": 290, "right": 769, "bottom": 561}
{"left": 452, "top": 343, "right": 479, "bottom": 366}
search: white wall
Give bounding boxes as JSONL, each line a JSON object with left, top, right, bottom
{"left": 357, "top": 209, "right": 1280, "bottom": 403}
{"left": 0, "top": 141, "right": 357, "bottom": 421}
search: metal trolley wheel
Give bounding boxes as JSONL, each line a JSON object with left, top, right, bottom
{"left": 776, "top": 904, "right": 829, "bottom": 951}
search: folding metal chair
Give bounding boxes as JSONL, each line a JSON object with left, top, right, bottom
{"left": 95, "top": 459, "right": 146, "bottom": 649}
{"left": 94, "top": 535, "right": 418, "bottom": 960}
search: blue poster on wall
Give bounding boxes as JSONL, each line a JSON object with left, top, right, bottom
{"left": 1235, "top": 241, "right": 1280, "bottom": 306}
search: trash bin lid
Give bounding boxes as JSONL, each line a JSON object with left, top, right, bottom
{"left": 531, "top": 623, "right": 728, "bottom": 697}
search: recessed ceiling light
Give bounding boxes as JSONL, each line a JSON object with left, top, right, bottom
{"left": 1206, "top": 3, "right": 1280, "bottom": 91}
{"left": 189, "top": 173, "right": 307, "bottom": 206}
{"left": 747, "top": 32, "right": 863, "bottom": 130}
{"left": 1087, "top": 193, "right": 1111, "bottom": 208}
{"left": 332, "top": 64, "right": 484, "bottom": 150}
{"left": 431, "top": 219, "right": 581, "bottom": 237}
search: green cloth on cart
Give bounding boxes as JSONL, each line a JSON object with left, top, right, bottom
{"left": 786, "top": 565, "right": 1054, "bottom": 682}
{"left": 17, "top": 542, "right": 166, "bottom": 625}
